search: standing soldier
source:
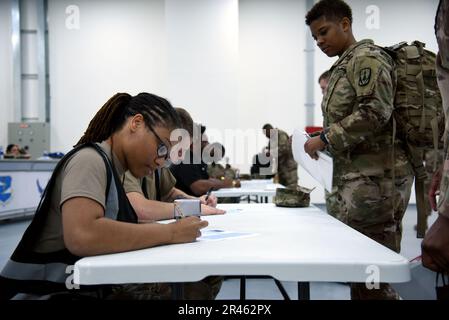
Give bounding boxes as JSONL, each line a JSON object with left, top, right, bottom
{"left": 304, "top": 0, "right": 413, "bottom": 299}
{"left": 263, "top": 124, "right": 298, "bottom": 188}
{"left": 318, "top": 70, "right": 342, "bottom": 221}
{"left": 422, "top": 0, "right": 449, "bottom": 276}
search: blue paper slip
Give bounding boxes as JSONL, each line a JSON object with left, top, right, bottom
{"left": 199, "top": 229, "right": 256, "bottom": 241}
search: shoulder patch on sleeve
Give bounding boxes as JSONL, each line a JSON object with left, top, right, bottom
{"left": 358, "top": 67, "right": 372, "bottom": 86}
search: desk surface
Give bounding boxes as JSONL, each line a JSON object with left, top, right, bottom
{"left": 74, "top": 204, "right": 410, "bottom": 285}
{"left": 0, "top": 159, "right": 58, "bottom": 171}
{"left": 212, "top": 180, "right": 284, "bottom": 197}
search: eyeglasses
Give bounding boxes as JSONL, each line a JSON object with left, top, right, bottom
{"left": 148, "top": 126, "right": 169, "bottom": 160}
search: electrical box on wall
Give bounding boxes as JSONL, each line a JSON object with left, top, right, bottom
{"left": 8, "top": 122, "right": 50, "bottom": 160}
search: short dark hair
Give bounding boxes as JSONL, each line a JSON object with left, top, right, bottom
{"left": 318, "top": 70, "right": 331, "bottom": 83}
{"left": 305, "top": 0, "right": 352, "bottom": 26}
{"left": 262, "top": 123, "right": 273, "bottom": 131}
{"left": 175, "top": 107, "right": 195, "bottom": 138}
{"left": 6, "top": 144, "right": 17, "bottom": 153}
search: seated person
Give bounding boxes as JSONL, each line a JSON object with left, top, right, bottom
{"left": 250, "top": 147, "right": 275, "bottom": 179}
{"left": 4, "top": 144, "right": 31, "bottom": 159}
{"left": 124, "top": 167, "right": 224, "bottom": 222}
{"left": 4, "top": 144, "right": 20, "bottom": 159}
{"left": 204, "top": 144, "right": 240, "bottom": 204}
{"left": 0, "top": 92, "right": 209, "bottom": 300}
{"left": 206, "top": 143, "right": 226, "bottom": 179}
{"left": 170, "top": 108, "right": 240, "bottom": 197}
{"left": 224, "top": 158, "right": 239, "bottom": 180}
{"left": 123, "top": 167, "right": 224, "bottom": 299}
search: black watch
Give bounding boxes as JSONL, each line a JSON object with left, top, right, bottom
{"left": 320, "top": 131, "right": 329, "bottom": 145}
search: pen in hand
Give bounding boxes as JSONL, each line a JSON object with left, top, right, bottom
{"left": 204, "top": 188, "right": 213, "bottom": 201}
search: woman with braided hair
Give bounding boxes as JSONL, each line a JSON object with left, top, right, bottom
{"left": 0, "top": 92, "right": 209, "bottom": 300}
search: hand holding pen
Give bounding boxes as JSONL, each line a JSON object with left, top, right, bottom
{"left": 200, "top": 188, "right": 217, "bottom": 207}
{"left": 205, "top": 188, "right": 213, "bottom": 201}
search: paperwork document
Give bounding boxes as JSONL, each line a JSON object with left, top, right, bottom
{"left": 198, "top": 229, "right": 257, "bottom": 242}
{"left": 292, "top": 129, "right": 333, "bottom": 192}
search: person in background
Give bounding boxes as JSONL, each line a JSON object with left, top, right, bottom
{"left": 263, "top": 124, "right": 298, "bottom": 187}
{"left": 0, "top": 92, "right": 208, "bottom": 300}
{"left": 304, "top": 0, "right": 413, "bottom": 299}
{"left": 315, "top": 70, "right": 342, "bottom": 221}
{"left": 318, "top": 70, "right": 331, "bottom": 95}
{"left": 124, "top": 166, "right": 224, "bottom": 222}
{"left": 4, "top": 144, "right": 20, "bottom": 158}
{"left": 422, "top": 0, "right": 449, "bottom": 277}
{"left": 4, "top": 144, "right": 31, "bottom": 159}
{"left": 170, "top": 108, "right": 240, "bottom": 197}
{"left": 206, "top": 143, "right": 226, "bottom": 179}
{"left": 251, "top": 147, "right": 275, "bottom": 180}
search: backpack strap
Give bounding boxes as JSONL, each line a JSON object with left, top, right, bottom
{"left": 141, "top": 177, "right": 149, "bottom": 199}
{"left": 431, "top": 117, "right": 440, "bottom": 171}
{"left": 391, "top": 118, "right": 397, "bottom": 218}
{"left": 140, "top": 169, "right": 161, "bottom": 201}
{"left": 16, "top": 143, "right": 112, "bottom": 249}
{"left": 410, "top": 41, "right": 434, "bottom": 238}
{"left": 407, "top": 144, "right": 428, "bottom": 238}
{"left": 415, "top": 175, "right": 428, "bottom": 239}
{"left": 155, "top": 168, "right": 161, "bottom": 201}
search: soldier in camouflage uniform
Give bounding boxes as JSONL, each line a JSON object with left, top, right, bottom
{"left": 205, "top": 143, "right": 227, "bottom": 179}
{"left": 208, "top": 163, "right": 225, "bottom": 179}
{"left": 305, "top": 0, "right": 414, "bottom": 299}
{"left": 318, "top": 70, "right": 343, "bottom": 221}
{"left": 263, "top": 124, "right": 298, "bottom": 187}
{"left": 422, "top": 0, "right": 449, "bottom": 274}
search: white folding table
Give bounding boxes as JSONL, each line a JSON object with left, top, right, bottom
{"left": 74, "top": 203, "right": 410, "bottom": 300}
{"left": 211, "top": 180, "right": 284, "bottom": 203}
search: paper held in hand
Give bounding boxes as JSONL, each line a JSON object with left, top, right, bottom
{"left": 291, "top": 129, "right": 333, "bottom": 192}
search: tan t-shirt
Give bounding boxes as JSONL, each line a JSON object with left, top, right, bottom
{"left": 34, "top": 141, "right": 125, "bottom": 253}
{"left": 123, "top": 168, "right": 176, "bottom": 201}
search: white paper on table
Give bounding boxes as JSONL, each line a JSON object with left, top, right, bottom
{"left": 292, "top": 129, "right": 333, "bottom": 192}
{"left": 221, "top": 208, "right": 243, "bottom": 214}
{"left": 198, "top": 229, "right": 257, "bottom": 242}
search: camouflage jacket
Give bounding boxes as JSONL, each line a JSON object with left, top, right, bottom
{"left": 270, "top": 128, "right": 297, "bottom": 170}
{"left": 322, "top": 39, "right": 412, "bottom": 184}
{"left": 207, "top": 163, "right": 225, "bottom": 179}
{"left": 436, "top": 0, "right": 449, "bottom": 71}
{"left": 435, "top": 0, "right": 449, "bottom": 219}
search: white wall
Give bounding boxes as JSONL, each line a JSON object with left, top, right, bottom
{"left": 163, "top": 0, "right": 242, "bottom": 164}
{"left": 47, "top": 0, "right": 166, "bottom": 149}
{"left": 0, "top": 0, "right": 14, "bottom": 150}
{"left": 238, "top": 0, "right": 305, "bottom": 170}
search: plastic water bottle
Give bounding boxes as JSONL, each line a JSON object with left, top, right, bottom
{"left": 0, "top": 146, "right": 4, "bottom": 159}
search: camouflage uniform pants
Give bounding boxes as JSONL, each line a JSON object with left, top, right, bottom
{"left": 106, "top": 276, "right": 223, "bottom": 300}
{"left": 337, "top": 174, "right": 413, "bottom": 299}
{"left": 324, "top": 187, "right": 344, "bottom": 221}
